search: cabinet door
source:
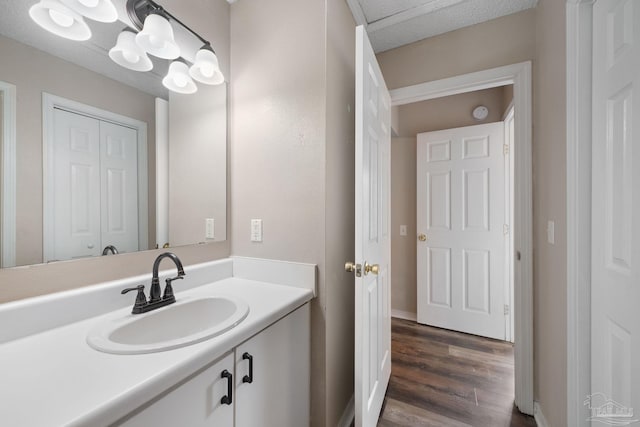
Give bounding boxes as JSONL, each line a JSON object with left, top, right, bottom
{"left": 117, "top": 352, "right": 234, "bottom": 427}
{"left": 235, "top": 304, "right": 310, "bottom": 427}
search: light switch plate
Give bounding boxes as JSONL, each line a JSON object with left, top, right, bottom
{"left": 251, "top": 219, "right": 263, "bottom": 242}
{"left": 547, "top": 220, "right": 555, "bottom": 245}
{"left": 400, "top": 225, "right": 407, "bottom": 236}
{"left": 205, "top": 218, "right": 215, "bottom": 239}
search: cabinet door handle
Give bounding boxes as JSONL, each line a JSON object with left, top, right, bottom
{"left": 242, "top": 352, "right": 254, "bottom": 384}
{"left": 220, "top": 370, "right": 232, "bottom": 405}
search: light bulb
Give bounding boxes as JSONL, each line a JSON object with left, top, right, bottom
{"left": 48, "top": 9, "right": 74, "bottom": 27}
{"left": 200, "top": 64, "right": 214, "bottom": 78}
{"left": 122, "top": 50, "right": 139, "bottom": 64}
{"left": 189, "top": 45, "right": 224, "bottom": 85}
{"left": 135, "top": 13, "right": 180, "bottom": 59}
{"left": 163, "top": 60, "right": 197, "bottom": 94}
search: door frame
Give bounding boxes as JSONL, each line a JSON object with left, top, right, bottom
{"left": 390, "top": 61, "right": 534, "bottom": 414}
{"left": 42, "top": 93, "right": 149, "bottom": 261}
{"left": 566, "top": 1, "right": 594, "bottom": 425}
{"left": 0, "top": 81, "right": 16, "bottom": 268}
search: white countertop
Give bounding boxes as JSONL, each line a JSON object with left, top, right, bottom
{"left": 0, "top": 258, "right": 315, "bottom": 427}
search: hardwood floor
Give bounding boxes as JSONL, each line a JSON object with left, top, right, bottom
{"left": 377, "top": 318, "right": 536, "bottom": 427}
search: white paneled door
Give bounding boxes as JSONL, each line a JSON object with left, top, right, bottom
{"left": 591, "top": 0, "right": 640, "bottom": 420}
{"left": 352, "top": 25, "right": 391, "bottom": 427}
{"left": 51, "top": 108, "right": 139, "bottom": 261}
{"left": 416, "top": 122, "right": 507, "bottom": 340}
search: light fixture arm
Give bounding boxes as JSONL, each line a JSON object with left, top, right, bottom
{"left": 126, "top": 0, "right": 215, "bottom": 53}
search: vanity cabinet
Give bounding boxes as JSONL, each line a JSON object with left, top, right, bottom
{"left": 117, "top": 303, "right": 310, "bottom": 427}
{"left": 118, "top": 352, "right": 235, "bottom": 427}
{"left": 235, "top": 303, "right": 310, "bottom": 427}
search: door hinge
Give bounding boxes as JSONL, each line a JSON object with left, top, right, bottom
{"left": 503, "top": 144, "right": 509, "bottom": 156}
{"left": 504, "top": 304, "right": 510, "bottom": 315}
{"left": 503, "top": 224, "right": 509, "bottom": 235}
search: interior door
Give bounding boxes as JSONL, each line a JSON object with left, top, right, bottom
{"left": 100, "top": 121, "right": 139, "bottom": 253}
{"left": 416, "top": 122, "right": 507, "bottom": 340}
{"left": 352, "top": 25, "right": 391, "bottom": 427}
{"left": 591, "top": 0, "right": 640, "bottom": 421}
{"left": 52, "top": 108, "right": 101, "bottom": 260}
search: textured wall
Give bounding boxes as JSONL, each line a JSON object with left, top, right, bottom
{"left": 533, "top": 0, "right": 567, "bottom": 425}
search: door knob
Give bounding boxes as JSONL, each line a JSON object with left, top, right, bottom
{"left": 364, "top": 262, "right": 379, "bottom": 275}
{"left": 345, "top": 261, "right": 362, "bottom": 277}
{"left": 418, "top": 234, "right": 427, "bottom": 242}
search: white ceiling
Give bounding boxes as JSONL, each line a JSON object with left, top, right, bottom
{"left": 347, "top": 0, "right": 538, "bottom": 53}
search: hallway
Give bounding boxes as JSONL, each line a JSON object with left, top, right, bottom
{"left": 378, "top": 318, "right": 536, "bottom": 426}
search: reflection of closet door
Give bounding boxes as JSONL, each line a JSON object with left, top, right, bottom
{"left": 53, "top": 108, "right": 101, "bottom": 260}
{"left": 100, "top": 121, "right": 139, "bottom": 254}
{"left": 51, "top": 109, "right": 139, "bottom": 261}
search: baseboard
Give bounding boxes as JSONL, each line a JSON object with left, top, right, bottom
{"left": 534, "top": 401, "right": 550, "bottom": 427}
{"left": 391, "top": 309, "right": 417, "bottom": 321}
{"left": 337, "top": 395, "right": 354, "bottom": 427}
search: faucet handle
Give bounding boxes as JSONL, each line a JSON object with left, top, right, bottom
{"left": 121, "top": 285, "right": 147, "bottom": 311}
{"left": 162, "top": 276, "right": 182, "bottom": 301}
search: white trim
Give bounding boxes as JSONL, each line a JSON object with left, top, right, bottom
{"left": 534, "top": 401, "right": 550, "bottom": 427}
{"left": 390, "top": 61, "right": 534, "bottom": 415}
{"left": 367, "top": 0, "right": 466, "bottom": 33}
{"left": 391, "top": 309, "right": 417, "bottom": 321}
{"left": 566, "top": 1, "right": 593, "bottom": 426}
{"left": 337, "top": 395, "right": 355, "bottom": 427}
{"left": 0, "top": 81, "right": 16, "bottom": 268}
{"left": 155, "top": 98, "right": 169, "bottom": 248}
{"left": 504, "top": 105, "right": 515, "bottom": 344}
{"left": 42, "top": 93, "right": 149, "bottom": 261}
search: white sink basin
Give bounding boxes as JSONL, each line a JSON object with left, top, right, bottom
{"left": 87, "top": 296, "right": 250, "bottom": 354}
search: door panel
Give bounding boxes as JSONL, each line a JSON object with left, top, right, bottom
{"left": 417, "top": 122, "right": 506, "bottom": 340}
{"left": 52, "top": 108, "right": 101, "bottom": 260}
{"left": 100, "top": 121, "right": 139, "bottom": 253}
{"left": 591, "top": 0, "right": 640, "bottom": 419}
{"left": 354, "top": 25, "right": 391, "bottom": 427}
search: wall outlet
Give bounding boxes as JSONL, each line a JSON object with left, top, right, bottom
{"left": 400, "top": 225, "right": 407, "bottom": 236}
{"left": 547, "top": 220, "right": 555, "bottom": 245}
{"left": 251, "top": 219, "right": 263, "bottom": 242}
{"left": 205, "top": 218, "right": 215, "bottom": 239}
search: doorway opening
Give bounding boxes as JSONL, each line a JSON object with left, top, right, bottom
{"left": 388, "top": 62, "right": 533, "bottom": 415}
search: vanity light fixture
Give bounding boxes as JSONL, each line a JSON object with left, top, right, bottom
{"left": 29, "top": 0, "right": 92, "bottom": 41}
{"left": 59, "top": 0, "right": 118, "bottom": 23}
{"left": 162, "top": 59, "right": 197, "bottom": 94}
{"left": 109, "top": 28, "right": 153, "bottom": 72}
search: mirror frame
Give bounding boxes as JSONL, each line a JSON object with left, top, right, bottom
{"left": 0, "top": 80, "right": 16, "bottom": 268}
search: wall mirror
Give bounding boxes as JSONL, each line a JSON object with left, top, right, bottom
{"left": 0, "top": 0, "right": 227, "bottom": 268}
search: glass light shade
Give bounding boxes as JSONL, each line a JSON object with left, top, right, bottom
{"left": 109, "top": 29, "right": 153, "bottom": 72}
{"left": 163, "top": 60, "right": 197, "bottom": 94}
{"left": 135, "top": 13, "right": 180, "bottom": 60}
{"left": 189, "top": 46, "right": 224, "bottom": 85}
{"left": 60, "top": 0, "right": 117, "bottom": 23}
{"left": 29, "top": 0, "right": 91, "bottom": 41}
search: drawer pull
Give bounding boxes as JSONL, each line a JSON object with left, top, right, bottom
{"left": 242, "top": 352, "right": 254, "bottom": 384}
{"left": 221, "top": 370, "right": 232, "bottom": 405}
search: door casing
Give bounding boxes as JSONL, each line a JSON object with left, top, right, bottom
{"left": 389, "top": 61, "right": 534, "bottom": 415}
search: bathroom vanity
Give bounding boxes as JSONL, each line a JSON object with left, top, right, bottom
{"left": 0, "top": 257, "right": 314, "bottom": 427}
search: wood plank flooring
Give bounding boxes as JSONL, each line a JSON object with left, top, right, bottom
{"left": 377, "top": 318, "right": 536, "bottom": 427}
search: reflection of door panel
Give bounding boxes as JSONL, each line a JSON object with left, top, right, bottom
{"left": 53, "top": 109, "right": 101, "bottom": 260}
{"left": 100, "top": 121, "right": 138, "bottom": 254}
{"left": 417, "top": 122, "right": 506, "bottom": 340}
{"left": 591, "top": 0, "right": 640, "bottom": 416}
{"left": 51, "top": 109, "right": 138, "bottom": 261}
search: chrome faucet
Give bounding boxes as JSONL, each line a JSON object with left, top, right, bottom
{"left": 101, "top": 245, "right": 119, "bottom": 255}
{"left": 121, "top": 252, "right": 186, "bottom": 314}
